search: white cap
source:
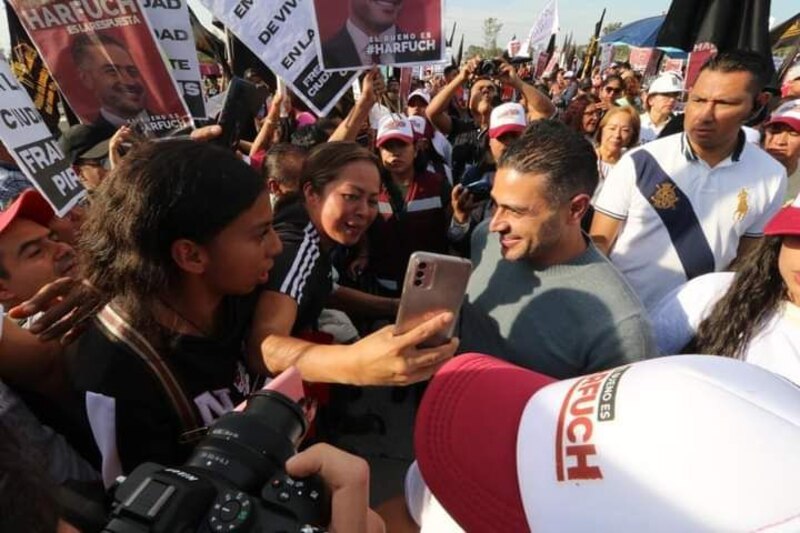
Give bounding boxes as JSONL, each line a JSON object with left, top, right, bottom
{"left": 407, "top": 89, "right": 431, "bottom": 105}
{"left": 376, "top": 115, "right": 414, "bottom": 147}
{"left": 489, "top": 103, "right": 527, "bottom": 139}
{"left": 564, "top": 70, "right": 575, "bottom": 79}
{"left": 648, "top": 73, "right": 684, "bottom": 95}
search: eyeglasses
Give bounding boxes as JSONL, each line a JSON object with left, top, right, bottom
{"left": 603, "top": 86, "right": 623, "bottom": 94}
{"left": 76, "top": 157, "right": 111, "bottom": 170}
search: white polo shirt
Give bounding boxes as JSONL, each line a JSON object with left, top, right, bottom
{"left": 595, "top": 132, "right": 786, "bottom": 311}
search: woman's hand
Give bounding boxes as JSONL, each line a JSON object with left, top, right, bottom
{"left": 346, "top": 312, "right": 458, "bottom": 386}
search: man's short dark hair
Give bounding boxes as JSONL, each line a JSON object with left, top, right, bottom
{"left": 700, "top": 50, "right": 768, "bottom": 94}
{"left": 444, "top": 65, "right": 457, "bottom": 76}
{"left": 497, "top": 120, "right": 598, "bottom": 206}
{"left": 71, "top": 33, "right": 127, "bottom": 69}
{"left": 265, "top": 143, "right": 306, "bottom": 186}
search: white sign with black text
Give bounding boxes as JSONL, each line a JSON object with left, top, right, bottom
{"left": 141, "top": 0, "right": 207, "bottom": 120}
{"left": 0, "top": 60, "right": 85, "bottom": 217}
{"left": 198, "top": 0, "right": 358, "bottom": 116}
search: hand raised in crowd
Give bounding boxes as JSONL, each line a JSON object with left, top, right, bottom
{"left": 451, "top": 184, "right": 477, "bottom": 225}
{"left": 346, "top": 312, "right": 458, "bottom": 386}
{"left": 285, "top": 444, "right": 386, "bottom": 533}
{"left": 498, "top": 60, "right": 522, "bottom": 88}
{"left": 361, "top": 67, "right": 382, "bottom": 105}
{"left": 459, "top": 56, "right": 482, "bottom": 83}
{"left": 108, "top": 125, "right": 136, "bottom": 169}
{"left": 9, "top": 277, "right": 105, "bottom": 345}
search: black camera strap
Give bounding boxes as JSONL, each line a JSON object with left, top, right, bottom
{"left": 96, "top": 304, "right": 203, "bottom": 442}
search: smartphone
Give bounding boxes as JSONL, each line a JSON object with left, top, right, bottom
{"left": 464, "top": 179, "right": 492, "bottom": 202}
{"left": 394, "top": 252, "right": 472, "bottom": 348}
{"left": 216, "top": 76, "right": 269, "bottom": 149}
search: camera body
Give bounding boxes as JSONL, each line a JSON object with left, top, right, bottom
{"left": 102, "top": 390, "right": 330, "bottom": 533}
{"left": 479, "top": 59, "right": 503, "bottom": 78}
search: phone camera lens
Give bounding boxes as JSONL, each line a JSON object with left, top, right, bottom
{"left": 419, "top": 262, "right": 428, "bottom": 269}
{"left": 415, "top": 270, "right": 424, "bottom": 278}
{"left": 414, "top": 279, "right": 422, "bottom": 287}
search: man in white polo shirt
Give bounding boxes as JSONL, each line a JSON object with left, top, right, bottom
{"left": 590, "top": 50, "right": 787, "bottom": 312}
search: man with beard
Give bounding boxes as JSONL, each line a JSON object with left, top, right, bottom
{"left": 458, "top": 120, "right": 654, "bottom": 378}
{"left": 70, "top": 33, "right": 149, "bottom": 131}
{"left": 321, "top": 0, "right": 440, "bottom": 69}
{"left": 0, "top": 190, "right": 77, "bottom": 311}
{"left": 426, "top": 57, "right": 555, "bottom": 183}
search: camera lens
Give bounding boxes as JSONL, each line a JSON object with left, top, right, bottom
{"left": 185, "top": 390, "right": 307, "bottom": 493}
{"left": 419, "top": 262, "right": 427, "bottom": 269}
{"left": 415, "top": 270, "right": 424, "bottom": 278}
{"left": 414, "top": 279, "right": 422, "bottom": 287}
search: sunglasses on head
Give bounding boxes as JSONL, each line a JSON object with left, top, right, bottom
{"left": 604, "top": 86, "right": 622, "bottom": 94}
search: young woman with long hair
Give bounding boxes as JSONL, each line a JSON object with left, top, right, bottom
{"left": 651, "top": 198, "right": 800, "bottom": 384}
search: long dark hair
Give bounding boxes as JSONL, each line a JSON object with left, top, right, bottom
{"left": 694, "top": 237, "right": 785, "bottom": 358}
{"left": 80, "top": 140, "right": 265, "bottom": 336}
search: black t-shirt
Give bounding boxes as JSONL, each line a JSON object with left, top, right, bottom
{"left": 67, "top": 293, "right": 263, "bottom": 478}
{"left": 266, "top": 200, "right": 334, "bottom": 334}
{"left": 449, "top": 115, "right": 487, "bottom": 184}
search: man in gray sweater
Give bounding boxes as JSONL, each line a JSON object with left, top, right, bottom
{"left": 460, "top": 120, "right": 656, "bottom": 379}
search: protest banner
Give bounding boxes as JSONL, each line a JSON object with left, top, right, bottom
{"left": 311, "top": 0, "right": 445, "bottom": 71}
{"left": 0, "top": 60, "right": 85, "bottom": 216}
{"left": 5, "top": 4, "right": 62, "bottom": 134}
{"left": 527, "top": 0, "right": 559, "bottom": 52}
{"left": 507, "top": 37, "right": 521, "bottom": 58}
{"left": 542, "top": 51, "right": 559, "bottom": 78}
{"left": 140, "top": 0, "right": 207, "bottom": 119}
{"left": 7, "top": 0, "right": 191, "bottom": 137}
{"left": 199, "top": 0, "right": 356, "bottom": 117}
{"left": 662, "top": 58, "right": 684, "bottom": 75}
{"left": 685, "top": 44, "right": 717, "bottom": 92}
{"left": 629, "top": 47, "right": 662, "bottom": 77}
{"left": 598, "top": 43, "right": 615, "bottom": 72}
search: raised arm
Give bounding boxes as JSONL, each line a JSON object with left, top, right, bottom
{"left": 329, "top": 68, "right": 380, "bottom": 142}
{"left": 499, "top": 61, "right": 555, "bottom": 120}
{"left": 426, "top": 57, "right": 480, "bottom": 135}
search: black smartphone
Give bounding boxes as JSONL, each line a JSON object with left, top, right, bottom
{"left": 464, "top": 179, "right": 492, "bottom": 202}
{"left": 216, "top": 77, "right": 269, "bottom": 150}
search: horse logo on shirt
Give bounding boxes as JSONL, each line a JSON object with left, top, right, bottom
{"left": 734, "top": 188, "right": 749, "bottom": 222}
{"left": 651, "top": 182, "right": 679, "bottom": 210}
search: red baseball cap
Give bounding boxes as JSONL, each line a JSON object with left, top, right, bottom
{"left": 764, "top": 110, "right": 800, "bottom": 134}
{"left": 415, "top": 354, "right": 800, "bottom": 532}
{"left": 0, "top": 189, "right": 54, "bottom": 235}
{"left": 765, "top": 192, "right": 800, "bottom": 236}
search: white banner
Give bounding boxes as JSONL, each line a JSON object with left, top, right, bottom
{"left": 198, "top": 0, "right": 357, "bottom": 117}
{"left": 527, "top": 0, "right": 559, "bottom": 51}
{"left": 141, "top": 0, "right": 207, "bottom": 120}
{"left": 0, "top": 61, "right": 85, "bottom": 216}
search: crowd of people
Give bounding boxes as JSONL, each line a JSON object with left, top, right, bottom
{"left": 0, "top": 34, "right": 799, "bottom": 532}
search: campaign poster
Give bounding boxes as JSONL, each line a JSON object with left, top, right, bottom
{"left": 685, "top": 44, "right": 717, "bottom": 92}
{"left": 140, "top": 0, "right": 207, "bottom": 119}
{"left": 629, "top": 47, "right": 662, "bottom": 77}
{"left": 199, "top": 0, "right": 357, "bottom": 117}
{"left": 662, "top": 58, "right": 684, "bottom": 75}
{"left": 311, "top": 0, "right": 445, "bottom": 71}
{"left": 7, "top": 0, "right": 192, "bottom": 137}
{"left": 0, "top": 61, "right": 85, "bottom": 216}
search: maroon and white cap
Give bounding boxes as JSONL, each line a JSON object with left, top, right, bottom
{"left": 408, "top": 89, "right": 431, "bottom": 105}
{"left": 415, "top": 354, "right": 800, "bottom": 532}
{"left": 376, "top": 115, "right": 414, "bottom": 147}
{"left": 489, "top": 103, "right": 527, "bottom": 139}
{"left": 765, "top": 109, "right": 800, "bottom": 134}
{"left": 765, "top": 191, "right": 800, "bottom": 237}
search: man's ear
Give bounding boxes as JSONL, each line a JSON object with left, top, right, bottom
{"left": 171, "top": 239, "right": 208, "bottom": 275}
{"left": 568, "top": 193, "right": 592, "bottom": 224}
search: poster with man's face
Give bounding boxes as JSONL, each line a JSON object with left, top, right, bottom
{"left": 311, "top": 0, "right": 446, "bottom": 71}
{"left": 7, "top": 0, "right": 191, "bottom": 137}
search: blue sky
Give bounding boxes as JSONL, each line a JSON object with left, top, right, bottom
{"left": 0, "top": 0, "right": 797, "bottom": 56}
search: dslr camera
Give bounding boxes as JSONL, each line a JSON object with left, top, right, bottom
{"left": 479, "top": 58, "right": 503, "bottom": 78}
{"left": 101, "top": 389, "right": 330, "bottom": 533}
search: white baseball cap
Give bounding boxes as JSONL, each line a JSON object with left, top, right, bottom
{"left": 376, "top": 115, "right": 414, "bottom": 147}
{"left": 489, "top": 103, "right": 527, "bottom": 139}
{"left": 407, "top": 89, "right": 431, "bottom": 105}
{"left": 648, "top": 73, "right": 684, "bottom": 95}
